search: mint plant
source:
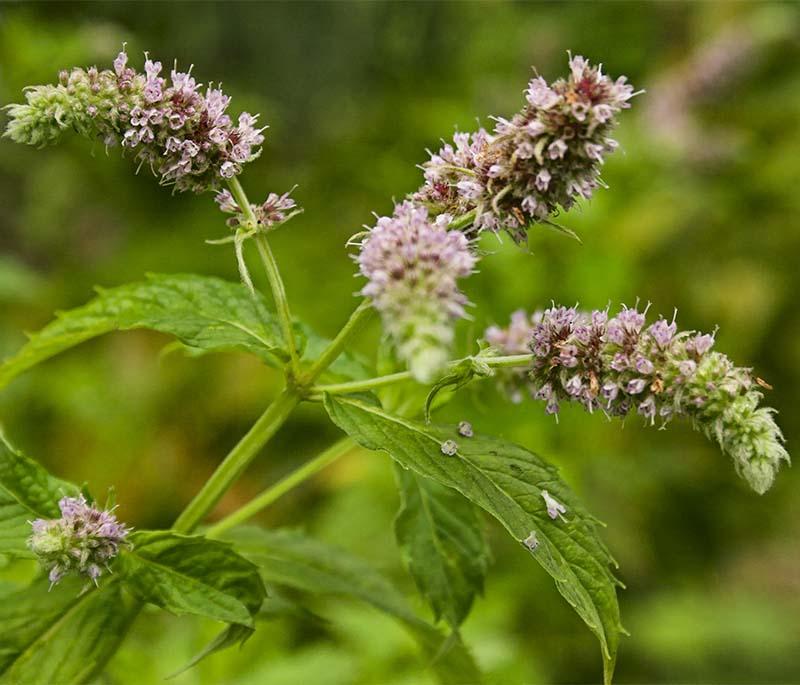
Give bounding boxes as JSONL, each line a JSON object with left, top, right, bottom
{"left": 0, "top": 47, "right": 789, "bottom": 684}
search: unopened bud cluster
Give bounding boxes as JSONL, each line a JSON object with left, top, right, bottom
{"left": 215, "top": 188, "right": 300, "bottom": 230}
{"left": 486, "top": 306, "right": 789, "bottom": 494}
{"left": 28, "top": 495, "right": 130, "bottom": 587}
{"left": 4, "top": 47, "right": 264, "bottom": 193}
{"left": 356, "top": 202, "right": 475, "bottom": 382}
{"left": 413, "top": 55, "right": 637, "bottom": 241}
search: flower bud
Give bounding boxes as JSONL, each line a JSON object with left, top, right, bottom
{"left": 28, "top": 495, "right": 130, "bottom": 587}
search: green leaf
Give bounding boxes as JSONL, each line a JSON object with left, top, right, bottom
{"left": 423, "top": 353, "right": 495, "bottom": 422}
{"left": 0, "top": 577, "right": 139, "bottom": 684}
{"left": 394, "top": 466, "right": 491, "bottom": 629}
{"left": 0, "top": 273, "right": 371, "bottom": 389}
{"left": 325, "top": 394, "right": 623, "bottom": 684}
{"left": 298, "top": 324, "right": 372, "bottom": 383}
{"left": 0, "top": 432, "right": 80, "bottom": 557}
{"left": 118, "top": 530, "right": 265, "bottom": 628}
{"left": 167, "top": 623, "right": 253, "bottom": 680}
{"left": 0, "top": 273, "right": 292, "bottom": 389}
{"left": 170, "top": 590, "right": 328, "bottom": 679}
{"left": 224, "top": 526, "right": 482, "bottom": 685}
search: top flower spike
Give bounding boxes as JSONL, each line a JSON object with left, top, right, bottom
{"left": 355, "top": 55, "right": 638, "bottom": 382}
{"left": 3, "top": 46, "right": 265, "bottom": 193}
{"left": 414, "top": 53, "right": 639, "bottom": 241}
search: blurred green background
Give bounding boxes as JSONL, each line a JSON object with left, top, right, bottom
{"left": 1, "top": 2, "right": 799, "bottom": 683}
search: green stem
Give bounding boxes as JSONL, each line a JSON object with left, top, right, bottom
{"left": 254, "top": 233, "right": 301, "bottom": 377}
{"left": 311, "top": 353, "right": 534, "bottom": 395}
{"left": 172, "top": 388, "right": 301, "bottom": 534}
{"left": 449, "top": 209, "right": 477, "bottom": 231}
{"left": 227, "top": 176, "right": 301, "bottom": 378}
{"left": 206, "top": 437, "right": 356, "bottom": 537}
{"left": 302, "top": 299, "right": 374, "bottom": 385}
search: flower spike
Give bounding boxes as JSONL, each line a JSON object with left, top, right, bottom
{"left": 414, "top": 54, "right": 638, "bottom": 242}
{"left": 4, "top": 46, "right": 264, "bottom": 193}
{"left": 486, "top": 306, "right": 789, "bottom": 494}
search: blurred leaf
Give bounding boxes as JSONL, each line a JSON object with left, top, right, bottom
{"left": 324, "top": 394, "right": 623, "bottom": 684}
{"left": 0, "top": 576, "right": 138, "bottom": 684}
{"left": 224, "top": 526, "right": 483, "bottom": 685}
{"left": 393, "top": 465, "right": 490, "bottom": 629}
{"left": 0, "top": 432, "right": 80, "bottom": 557}
{"left": 298, "top": 324, "right": 373, "bottom": 383}
{"left": 168, "top": 623, "right": 253, "bottom": 680}
{"left": 0, "top": 274, "right": 292, "bottom": 389}
{"left": 119, "top": 530, "right": 265, "bottom": 628}
{"left": 0, "top": 257, "right": 45, "bottom": 305}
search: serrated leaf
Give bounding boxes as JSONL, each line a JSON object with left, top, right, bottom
{"left": 170, "top": 589, "right": 328, "bottom": 679}
{"left": 0, "top": 577, "right": 139, "bottom": 684}
{"left": 223, "top": 526, "right": 482, "bottom": 685}
{"left": 0, "top": 433, "right": 80, "bottom": 557}
{"left": 119, "top": 530, "right": 265, "bottom": 628}
{"left": 394, "top": 466, "right": 490, "bottom": 629}
{"left": 0, "top": 274, "right": 291, "bottom": 389}
{"left": 325, "top": 394, "right": 622, "bottom": 684}
{"left": 0, "top": 273, "right": 371, "bottom": 389}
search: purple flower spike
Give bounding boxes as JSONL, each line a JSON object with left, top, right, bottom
{"left": 649, "top": 318, "right": 677, "bottom": 347}
{"left": 357, "top": 202, "right": 476, "bottom": 382}
{"left": 413, "top": 54, "right": 638, "bottom": 243}
{"left": 485, "top": 304, "right": 790, "bottom": 494}
{"left": 4, "top": 46, "right": 266, "bottom": 193}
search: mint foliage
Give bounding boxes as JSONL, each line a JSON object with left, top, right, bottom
{"left": 0, "top": 577, "right": 138, "bottom": 684}
{"left": 119, "top": 530, "right": 265, "bottom": 627}
{"left": 0, "top": 433, "right": 80, "bottom": 557}
{"left": 394, "top": 465, "right": 491, "bottom": 629}
{"left": 325, "top": 394, "right": 624, "bottom": 682}
{"left": 0, "top": 274, "right": 290, "bottom": 388}
{"left": 224, "top": 526, "right": 483, "bottom": 685}
{"left": 0, "top": 273, "right": 370, "bottom": 389}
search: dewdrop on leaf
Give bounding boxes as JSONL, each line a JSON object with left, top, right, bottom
{"left": 458, "top": 421, "right": 474, "bottom": 438}
{"left": 441, "top": 440, "right": 459, "bottom": 456}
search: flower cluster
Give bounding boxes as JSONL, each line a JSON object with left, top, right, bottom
{"left": 214, "top": 188, "right": 300, "bottom": 230}
{"left": 541, "top": 490, "right": 567, "bottom": 520}
{"left": 28, "top": 495, "right": 130, "bottom": 587}
{"left": 356, "top": 202, "right": 476, "bottom": 382}
{"left": 486, "top": 306, "right": 789, "bottom": 493}
{"left": 4, "top": 47, "right": 265, "bottom": 193}
{"left": 353, "top": 55, "right": 635, "bottom": 382}
{"left": 413, "top": 54, "right": 637, "bottom": 242}
{"left": 485, "top": 310, "right": 546, "bottom": 402}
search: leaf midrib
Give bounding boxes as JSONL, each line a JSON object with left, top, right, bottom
{"left": 3, "top": 579, "right": 115, "bottom": 676}
{"left": 334, "top": 396, "right": 610, "bottom": 653}
{"left": 123, "top": 547, "right": 252, "bottom": 626}
{"left": 407, "top": 473, "right": 461, "bottom": 627}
